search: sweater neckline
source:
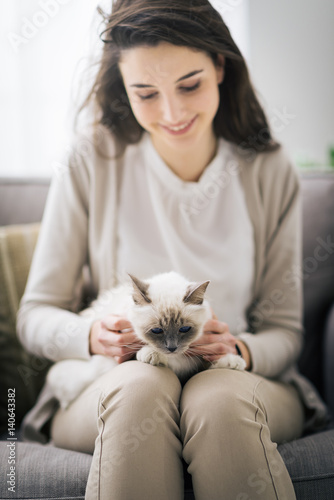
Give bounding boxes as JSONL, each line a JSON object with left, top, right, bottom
{"left": 142, "top": 132, "right": 231, "bottom": 193}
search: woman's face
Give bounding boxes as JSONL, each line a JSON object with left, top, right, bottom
{"left": 119, "top": 43, "right": 224, "bottom": 154}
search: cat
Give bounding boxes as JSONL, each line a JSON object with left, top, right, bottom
{"left": 47, "top": 271, "right": 246, "bottom": 408}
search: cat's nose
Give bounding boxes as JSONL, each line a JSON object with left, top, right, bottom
{"left": 167, "top": 346, "right": 177, "bottom": 353}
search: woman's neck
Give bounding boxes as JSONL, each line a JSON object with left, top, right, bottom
{"left": 151, "top": 130, "right": 218, "bottom": 182}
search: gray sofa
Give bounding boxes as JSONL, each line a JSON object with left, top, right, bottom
{"left": 0, "top": 174, "right": 334, "bottom": 499}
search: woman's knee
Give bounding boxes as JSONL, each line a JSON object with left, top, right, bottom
{"left": 93, "top": 361, "right": 183, "bottom": 438}
{"left": 96, "top": 363, "right": 183, "bottom": 468}
{"left": 180, "top": 369, "right": 263, "bottom": 434}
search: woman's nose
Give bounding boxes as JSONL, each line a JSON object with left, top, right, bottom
{"left": 160, "top": 95, "right": 185, "bottom": 124}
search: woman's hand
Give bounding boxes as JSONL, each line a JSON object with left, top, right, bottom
{"left": 89, "top": 315, "right": 143, "bottom": 364}
{"left": 189, "top": 315, "right": 252, "bottom": 370}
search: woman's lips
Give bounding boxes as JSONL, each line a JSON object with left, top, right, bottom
{"left": 160, "top": 115, "right": 197, "bottom": 136}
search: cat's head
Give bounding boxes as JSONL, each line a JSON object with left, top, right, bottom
{"left": 127, "top": 272, "right": 211, "bottom": 355}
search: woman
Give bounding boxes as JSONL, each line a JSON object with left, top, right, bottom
{"left": 18, "top": 1, "right": 328, "bottom": 499}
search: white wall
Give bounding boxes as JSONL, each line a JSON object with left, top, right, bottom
{"left": 211, "top": 0, "right": 250, "bottom": 62}
{"left": 0, "top": 0, "right": 106, "bottom": 178}
{"left": 248, "top": 0, "right": 334, "bottom": 167}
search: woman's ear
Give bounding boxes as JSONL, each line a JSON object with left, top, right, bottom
{"left": 216, "top": 54, "right": 225, "bottom": 85}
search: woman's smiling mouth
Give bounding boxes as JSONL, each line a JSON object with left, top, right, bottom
{"left": 160, "top": 115, "right": 198, "bottom": 135}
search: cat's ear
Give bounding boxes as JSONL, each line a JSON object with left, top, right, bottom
{"left": 128, "top": 274, "right": 152, "bottom": 306}
{"left": 183, "top": 281, "right": 210, "bottom": 305}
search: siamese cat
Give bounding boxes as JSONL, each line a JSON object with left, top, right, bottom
{"left": 47, "top": 272, "right": 246, "bottom": 408}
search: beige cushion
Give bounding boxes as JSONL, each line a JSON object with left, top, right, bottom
{"left": 0, "top": 223, "right": 50, "bottom": 434}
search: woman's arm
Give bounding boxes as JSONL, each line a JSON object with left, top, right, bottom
{"left": 238, "top": 151, "right": 304, "bottom": 378}
{"left": 17, "top": 146, "right": 93, "bottom": 362}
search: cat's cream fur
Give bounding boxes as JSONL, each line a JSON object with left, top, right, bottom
{"left": 47, "top": 272, "right": 246, "bottom": 408}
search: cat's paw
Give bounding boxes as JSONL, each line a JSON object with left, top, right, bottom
{"left": 210, "top": 353, "right": 246, "bottom": 371}
{"left": 136, "top": 346, "right": 168, "bottom": 367}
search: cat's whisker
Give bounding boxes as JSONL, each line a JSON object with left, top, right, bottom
{"left": 118, "top": 345, "right": 143, "bottom": 351}
{"left": 182, "top": 350, "right": 202, "bottom": 361}
{"left": 184, "top": 347, "right": 201, "bottom": 355}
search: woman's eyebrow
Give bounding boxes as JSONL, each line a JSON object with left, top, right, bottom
{"left": 130, "top": 69, "right": 204, "bottom": 88}
{"left": 176, "top": 69, "right": 203, "bottom": 82}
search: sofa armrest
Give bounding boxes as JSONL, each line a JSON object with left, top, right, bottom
{"left": 324, "top": 303, "right": 334, "bottom": 419}
{"left": 0, "top": 178, "right": 49, "bottom": 226}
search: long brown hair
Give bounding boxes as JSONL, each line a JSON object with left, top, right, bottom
{"left": 80, "top": 0, "right": 279, "bottom": 155}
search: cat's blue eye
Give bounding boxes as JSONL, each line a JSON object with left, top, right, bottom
{"left": 151, "top": 328, "right": 163, "bottom": 334}
{"left": 179, "top": 326, "right": 191, "bottom": 333}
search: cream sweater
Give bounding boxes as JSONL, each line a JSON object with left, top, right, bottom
{"left": 117, "top": 133, "right": 254, "bottom": 334}
{"left": 17, "top": 126, "right": 328, "bottom": 433}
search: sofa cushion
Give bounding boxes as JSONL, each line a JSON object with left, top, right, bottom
{"left": 298, "top": 174, "right": 334, "bottom": 398}
{"left": 278, "top": 430, "right": 334, "bottom": 499}
{"left": 0, "top": 224, "right": 51, "bottom": 435}
{"left": 324, "top": 304, "right": 334, "bottom": 417}
{"left": 0, "top": 432, "right": 333, "bottom": 500}
{"left": 0, "top": 442, "right": 91, "bottom": 499}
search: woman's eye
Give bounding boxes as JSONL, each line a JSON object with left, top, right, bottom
{"left": 138, "top": 82, "right": 200, "bottom": 101}
{"left": 138, "top": 92, "right": 157, "bottom": 101}
{"left": 151, "top": 327, "right": 163, "bottom": 334}
{"left": 179, "top": 326, "right": 191, "bottom": 333}
{"left": 180, "top": 81, "right": 201, "bottom": 93}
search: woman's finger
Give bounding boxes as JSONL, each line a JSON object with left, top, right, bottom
{"left": 190, "top": 332, "right": 226, "bottom": 346}
{"left": 99, "top": 329, "right": 139, "bottom": 347}
{"left": 104, "top": 343, "right": 140, "bottom": 358}
{"left": 189, "top": 341, "right": 233, "bottom": 356}
{"left": 203, "top": 319, "right": 229, "bottom": 334}
{"left": 101, "top": 315, "right": 134, "bottom": 332}
{"left": 210, "top": 308, "right": 218, "bottom": 320}
{"left": 190, "top": 330, "right": 235, "bottom": 348}
{"left": 203, "top": 354, "right": 225, "bottom": 362}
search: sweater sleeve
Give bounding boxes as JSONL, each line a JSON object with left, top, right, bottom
{"left": 238, "top": 151, "right": 304, "bottom": 378}
{"left": 17, "top": 145, "right": 94, "bottom": 362}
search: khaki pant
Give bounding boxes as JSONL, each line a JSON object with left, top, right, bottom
{"left": 51, "top": 361, "right": 305, "bottom": 500}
